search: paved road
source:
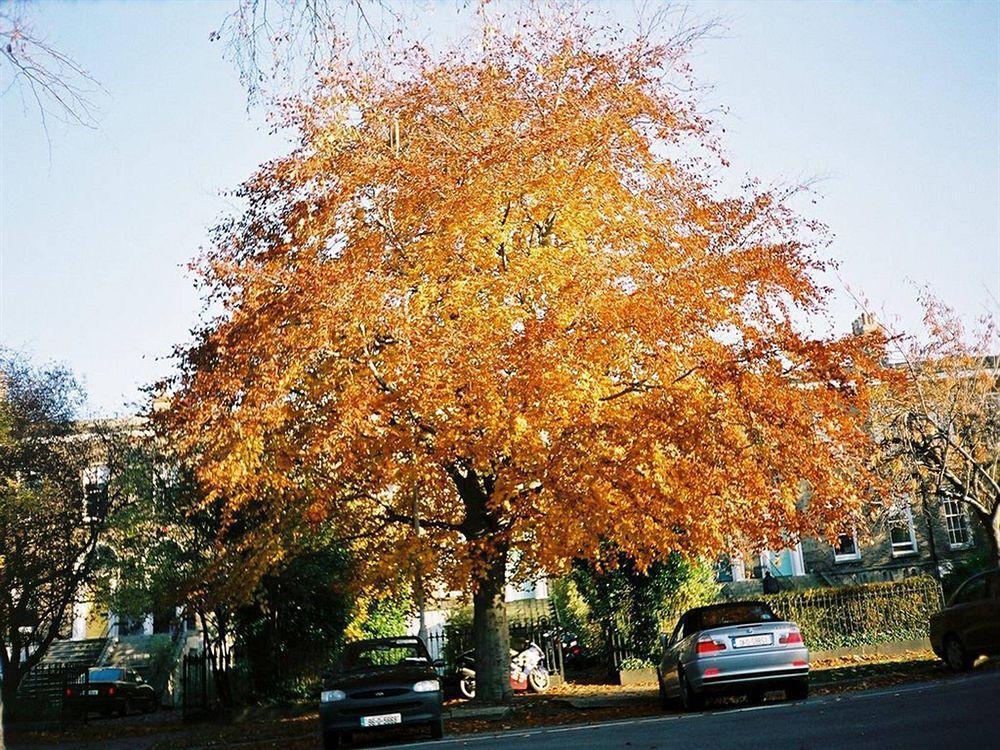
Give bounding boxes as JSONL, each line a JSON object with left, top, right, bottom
{"left": 392, "top": 669, "right": 1000, "bottom": 750}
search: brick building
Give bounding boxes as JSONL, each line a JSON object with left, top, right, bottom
{"left": 718, "top": 314, "right": 992, "bottom": 592}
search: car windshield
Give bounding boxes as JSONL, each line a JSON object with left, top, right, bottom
{"left": 688, "top": 603, "right": 779, "bottom": 632}
{"left": 84, "top": 668, "right": 123, "bottom": 682}
{"left": 341, "top": 640, "right": 429, "bottom": 671}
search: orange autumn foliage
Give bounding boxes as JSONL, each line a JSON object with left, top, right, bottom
{"left": 168, "top": 18, "right": 889, "bottom": 663}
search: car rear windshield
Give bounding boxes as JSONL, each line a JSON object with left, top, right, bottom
{"left": 688, "top": 603, "right": 779, "bottom": 632}
{"left": 84, "top": 668, "right": 123, "bottom": 682}
{"left": 342, "top": 641, "right": 430, "bottom": 671}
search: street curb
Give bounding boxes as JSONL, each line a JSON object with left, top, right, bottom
{"left": 445, "top": 705, "right": 513, "bottom": 720}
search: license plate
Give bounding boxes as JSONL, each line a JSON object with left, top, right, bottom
{"left": 733, "top": 634, "right": 772, "bottom": 648}
{"left": 87, "top": 689, "right": 100, "bottom": 696}
{"left": 360, "top": 713, "right": 402, "bottom": 727}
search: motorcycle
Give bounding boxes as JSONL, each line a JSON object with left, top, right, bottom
{"left": 455, "top": 641, "right": 551, "bottom": 699}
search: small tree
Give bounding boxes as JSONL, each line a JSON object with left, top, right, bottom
{"left": 877, "top": 295, "right": 1000, "bottom": 560}
{"left": 0, "top": 352, "right": 124, "bottom": 706}
{"left": 234, "top": 534, "right": 354, "bottom": 698}
{"left": 571, "top": 552, "right": 719, "bottom": 663}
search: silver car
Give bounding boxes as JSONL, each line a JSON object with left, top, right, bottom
{"left": 657, "top": 601, "right": 809, "bottom": 710}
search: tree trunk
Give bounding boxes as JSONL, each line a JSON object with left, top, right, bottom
{"left": 0, "top": 646, "right": 24, "bottom": 719}
{"left": 449, "top": 464, "right": 512, "bottom": 705}
{"left": 472, "top": 545, "right": 512, "bottom": 705}
{"left": 990, "top": 507, "right": 1000, "bottom": 565}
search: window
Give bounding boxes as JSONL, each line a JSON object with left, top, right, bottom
{"left": 950, "top": 574, "right": 988, "bottom": 606}
{"left": 83, "top": 668, "right": 123, "bottom": 682}
{"left": 340, "top": 639, "right": 430, "bottom": 671}
{"left": 686, "top": 603, "right": 779, "bottom": 633}
{"left": 941, "top": 497, "right": 971, "bottom": 549}
{"left": 82, "top": 464, "right": 110, "bottom": 521}
{"left": 888, "top": 504, "right": 917, "bottom": 556}
{"left": 834, "top": 530, "right": 861, "bottom": 563}
{"left": 669, "top": 617, "right": 685, "bottom": 645}
{"left": 716, "top": 554, "right": 746, "bottom": 583}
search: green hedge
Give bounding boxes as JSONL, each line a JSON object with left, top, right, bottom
{"left": 758, "top": 577, "right": 944, "bottom": 651}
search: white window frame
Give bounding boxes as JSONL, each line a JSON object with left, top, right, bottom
{"left": 888, "top": 503, "right": 918, "bottom": 557}
{"left": 716, "top": 555, "right": 746, "bottom": 582}
{"left": 941, "top": 496, "right": 972, "bottom": 550}
{"left": 834, "top": 529, "right": 861, "bottom": 563}
{"left": 82, "top": 464, "right": 110, "bottom": 487}
{"left": 760, "top": 544, "right": 805, "bottom": 577}
{"left": 81, "top": 464, "right": 110, "bottom": 523}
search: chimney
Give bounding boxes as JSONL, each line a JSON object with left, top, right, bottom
{"left": 151, "top": 390, "right": 172, "bottom": 414}
{"left": 852, "top": 312, "right": 881, "bottom": 337}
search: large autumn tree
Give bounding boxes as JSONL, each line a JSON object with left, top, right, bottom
{"left": 168, "top": 16, "right": 888, "bottom": 702}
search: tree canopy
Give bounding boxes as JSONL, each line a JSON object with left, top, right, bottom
{"left": 167, "top": 15, "right": 889, "bottom": 700}
{"left": 0, "top": 352, "right": 117, "bottom": 703}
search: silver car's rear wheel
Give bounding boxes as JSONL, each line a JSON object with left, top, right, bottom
{"left": 657, "top": 670, "right": 670, "bottom": 710}
{"left": 678, "top": 668, "right": 704, "bottom": 712}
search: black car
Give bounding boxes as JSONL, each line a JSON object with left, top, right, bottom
{"left": 64, "top": 667, "right": 158, "bottom": 717}
{"left": 930, "top": 568, "right": 1000, "bottom": 670}
{"left": 319, "top": 636, "right": 444, "bottom": 748}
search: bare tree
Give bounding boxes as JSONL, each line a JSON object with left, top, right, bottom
{"left": 1, "top": 1, "right": 100, "bottom": 139}
{"left": 210, "top": 0, "right": 402, "bottom": 105}
{"left": 876, "top": 295, "right": 1000, "bottom": 560}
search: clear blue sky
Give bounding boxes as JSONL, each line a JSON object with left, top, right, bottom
{"left": 2, "top": 1, "right": 998, "bottom": 415}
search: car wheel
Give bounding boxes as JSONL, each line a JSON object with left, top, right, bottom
{"left": 944, "top": 635, "right": 974, "bottom": 671}
{"left": 143, "top": 696, "right": 158, "bottom": 714}
{"left": 786, "top": 679, "right": 809, "bottom": 701}
{"left": 528, "top": 667, "right": 550, "bottom": 693}
{"left": 431, "top": 718, "right": 445, "bottom": 739}
{"left": 322, "top": 730, "right": 342, "bottom": 749}
{"left": 459, "top": 675, "right": 476, "bottom": 700}
{"left": 657, "top": 671, "right": 670, "bottom": 710}
{"left": 678, "top": 668, "right": 703, "bottom": 712}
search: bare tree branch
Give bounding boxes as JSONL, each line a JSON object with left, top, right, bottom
{"left": 1, "top": 2, "right": 102, "bottom": 144}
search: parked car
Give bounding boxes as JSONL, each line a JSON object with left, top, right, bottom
{"left": 656, "top": 601, "right": 809, "bottom": 711}
{"left": 64, "top": 667, "right": 158, "bottom": 717}
{"left": 930, "top": 568, "right": 1000, "bottom": 671}
{"left": 319, "top": 636, "right": 444, "bottom": 749}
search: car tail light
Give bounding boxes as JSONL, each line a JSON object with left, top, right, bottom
{"left": 65, "top": 688, "right": 73, "bottom": 697}
{"left": 792, "top": 660, "right": 808, "bottom": 667}
{"left": 108, "top": 686, "right": 115, "bottom": 696}
{"left": 696, "top": 636, "right": 727, "bottom": 655}
{"left": 703, "top": 667, "right": 720, "bottom": 677}
{"left": 779, "top": 629, "right": 803, "bottom": 645}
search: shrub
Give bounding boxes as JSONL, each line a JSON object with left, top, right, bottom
{"left": 759, "top": 576, "right": 943, "bottom": 651}
{"left": 570, "top": 552, "right": 720, "bottom": 661}
{"left": 618, "top": 656, "right": 655, "bottom": 671}
{"left": 441, "top": 606, "right": 473, "bottom": 667}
